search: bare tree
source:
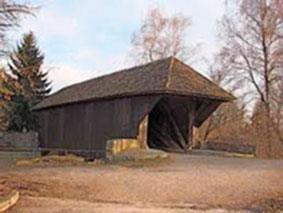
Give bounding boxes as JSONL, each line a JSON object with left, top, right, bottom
{"left": 198, "top": 56, "right": 246, "bottom": 145}
{"left": 218, "top": 0, "right": 283, "bottom": 158}
{"left": 0, "top": 0, "right": 33, "bottom": 55}
{"left": 272, "top": 79, "right": 283, "bottom": 140}
{"left": 131, "top": 7, "right": 197, "bottom": 63}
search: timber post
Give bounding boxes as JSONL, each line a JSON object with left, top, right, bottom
{"left": 186, "top": 102, "right": 196, "bottom": 152}
{"left": 137, "top": 115, "right": 149, "bottom": 149}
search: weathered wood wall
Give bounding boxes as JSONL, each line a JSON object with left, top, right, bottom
{"left": 37, "top": 95, "right": 160, "bottom": 158}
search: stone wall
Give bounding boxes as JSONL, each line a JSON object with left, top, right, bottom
{"left": 0, "top": 131, "right": 38, "bottom": 149}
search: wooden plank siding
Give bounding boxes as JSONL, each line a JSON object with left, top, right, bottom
{"left": 37, "top": 95, "right": 160, "bottom": 158}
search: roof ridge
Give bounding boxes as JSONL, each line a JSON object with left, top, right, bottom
{"left": 165, "top": 56, "right": 175, "bottom": 89}
{"left": 46, "top": 57, "right": 173, "bottom": 97}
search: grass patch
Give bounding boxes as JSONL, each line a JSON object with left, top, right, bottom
{"left": 16, "top": 154, "right": 86, "bottom": 167}
{"left": 15, "top": 149, "right": 170, "bottom": 168}
{"left": 191, "top": 149, "right": 255, "bottom": 159}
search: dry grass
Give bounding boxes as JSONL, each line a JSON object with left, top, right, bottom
{"left": 191, "top": 149, "right": 254, "bottom": 158}
{"left": 16, "top": 154, "right": 86, "bottom": 167}
{"left": 15, "top": 150, "right": 169, "bottom": 168}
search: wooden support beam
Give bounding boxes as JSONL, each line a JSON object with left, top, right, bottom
{"left": 161, "top": 104, "right": 187, "bottom": 150}
{"left": 137, "top": 115, "right": 149, "bottom": 149}
{"left": 150, "top": 123, "right": 181, "bottom": 150}
{"left": 186, "top": 102, "right": 196, "bottom": 152}
{"left": 195, "top": 101, "right": 221, "bottom": 127}
{"left": 195, "top": 99, "right": 210, "bottom": 119}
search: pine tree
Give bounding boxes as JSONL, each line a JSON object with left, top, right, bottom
{"left": 9, "top": 31, "right": 51, "bottom": 103}
{"left": 6, "top": 32, "right": 51, "bottom": 131}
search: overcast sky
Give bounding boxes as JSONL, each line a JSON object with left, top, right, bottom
{"left": 12, "top": 0, "right": 226, "bottom": 92}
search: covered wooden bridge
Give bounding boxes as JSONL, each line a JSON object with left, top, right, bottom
{"left": 34, "top": 57, "right": 234, "bottom": 158}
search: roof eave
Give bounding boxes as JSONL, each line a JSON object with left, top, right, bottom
{"left": 33, "top": 90, "right": 235, "bottom": 111}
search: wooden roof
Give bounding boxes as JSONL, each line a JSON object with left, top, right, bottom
{"left": 34, "top": 57, "right": 235, "bottom": 110}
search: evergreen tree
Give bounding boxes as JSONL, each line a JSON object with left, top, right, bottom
{"left": 6, "top": 95, "right": 38, "bottom": 131}
{"left": 6, "top": 32, "right": 51, "bottom": 131}
{"left": 9, "top": 31, "right": 51, "bottom": 102}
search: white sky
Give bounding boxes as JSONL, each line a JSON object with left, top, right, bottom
{"left": 11, "top": 0, "right": 226, "bottom": 92}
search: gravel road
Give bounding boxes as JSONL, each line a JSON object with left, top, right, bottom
{"left": 1, "top": 153, "right": 283, "bottom": 212}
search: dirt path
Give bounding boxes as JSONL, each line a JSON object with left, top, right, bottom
{"left": 1, "top": 153, "right": 283, "bottom": 212}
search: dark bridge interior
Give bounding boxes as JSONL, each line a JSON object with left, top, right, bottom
{"left": 148, "top": 97, "right": 192, "bottom": 152}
